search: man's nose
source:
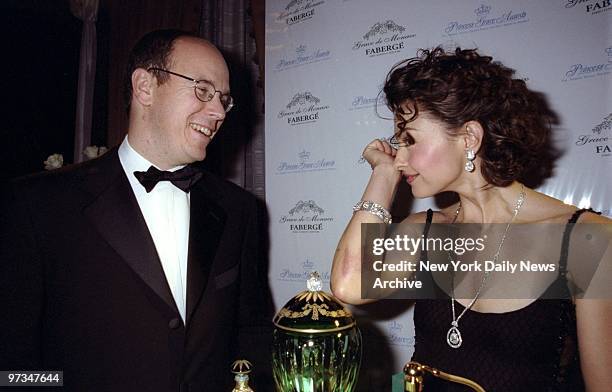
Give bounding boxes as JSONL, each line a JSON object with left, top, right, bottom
{"left": 205, "top": 92, "right": 226, "bottom": 121}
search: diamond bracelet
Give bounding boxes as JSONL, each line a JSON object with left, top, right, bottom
{"left": 352, "top": 200, "right": 392, "bottom": 224}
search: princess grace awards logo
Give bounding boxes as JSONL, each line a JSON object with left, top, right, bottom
{"left": 276, "top": 149, "right": 336, "bottom": 175}
{"left": 386, "top": 321, "right": 414, "bottom": 347}
{"left": 278, "top": 91, "right": 330, "bottom": 126}
{"left": 565, "top": 0, "right": 611, "bottom": 15}
{"left": 274, "top": 44, "right": 331, "bottom": 72}
{"left": 563, "top": 47, "right": 612, "bottom": 81}
{"left": 352, "top": 20, "right": 416, "bottom": 58}
{"left": 349, "top": 92, "right": 385, "bottom": 111}
{"left": 278, "top": 258, "right": 331, "bottom": 283}
{"left": 444, "top": 4, "right": 529, "bottom": 36}
{"left": 278, "top": 0, "right": 325, "bottom": 25}
{"left": 279, "top": 200, "right": 334, "bottom": 233}
{"left": 575, "top": 113, "right": 612, "bottom": 157}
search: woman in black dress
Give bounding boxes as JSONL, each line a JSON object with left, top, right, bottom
{"left": 331, "top": 47, "right": 611, "bottom": 391}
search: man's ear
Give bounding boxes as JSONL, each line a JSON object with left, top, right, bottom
{"left": 131, "top": 68, "right": 155, "bottom": 107}
{"left": 463, "top": 120, "right": 484, "bottom": 152}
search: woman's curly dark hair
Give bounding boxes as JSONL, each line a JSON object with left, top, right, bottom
{"left": 383, "top": 47, "right": 556, "bottom": 187}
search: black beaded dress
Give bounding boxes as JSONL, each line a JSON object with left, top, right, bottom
{"left": 410, "top": 209, "right": 594, "bottom": 391}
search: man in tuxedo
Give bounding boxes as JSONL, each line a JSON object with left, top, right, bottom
{"left": 0, "top": 29, "right": 268, "bottom": 391}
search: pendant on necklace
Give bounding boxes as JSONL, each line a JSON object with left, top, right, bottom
{"left": 447, "top": 321, "right": 462, "bottom": 348}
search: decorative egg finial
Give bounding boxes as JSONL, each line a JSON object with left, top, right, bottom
{"left": 306, "top": 271, "right": 322, "bottom": 292}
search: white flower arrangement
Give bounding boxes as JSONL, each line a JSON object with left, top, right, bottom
{"left": 44, "top": 154, "right": 64, "bottom": 170}
{"left": 83, "top": 145, "right": 108, "bottom": 160}
{"left": 44, "top": 145, "right": 108, "bottom": 170}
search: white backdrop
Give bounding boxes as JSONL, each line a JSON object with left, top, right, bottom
{"left": 265, "top": 0, "right": 611, "bottom": 387}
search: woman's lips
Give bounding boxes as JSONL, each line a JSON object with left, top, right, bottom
{"left": 406, "top": 174, "right": 418, "bottom": 184}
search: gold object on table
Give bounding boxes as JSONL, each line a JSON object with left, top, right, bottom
{"left": 231, "top": 359, "right": 254, "bottom": 392}
{"left": 403, "top": 361, "right": 486, "bottom": 392}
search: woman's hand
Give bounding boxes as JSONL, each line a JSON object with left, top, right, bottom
{"left": 362, "top": 139, "right": 396, "bottom": 170}
{"left": 331, "top": 139, "right": 402, "bottom": 305}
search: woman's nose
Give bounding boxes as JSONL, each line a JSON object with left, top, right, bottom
{"left": 393, "top": 146, "right": 410, "bottom": 169}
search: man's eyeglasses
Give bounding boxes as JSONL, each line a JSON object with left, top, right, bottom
{"left": 148, "top": 67, "right": 234, "bottom": 112}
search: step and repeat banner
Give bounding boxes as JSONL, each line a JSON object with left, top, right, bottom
{"left": 265, "top": 0, "right": 610, "bottom": 385}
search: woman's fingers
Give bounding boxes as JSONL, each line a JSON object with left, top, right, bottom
{"left": 362, "top": 138, "right": 396, "bottom": 169}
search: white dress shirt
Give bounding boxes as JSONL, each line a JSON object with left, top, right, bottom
{"left": 118, "top": 136, "right": 190, "bottom": 322}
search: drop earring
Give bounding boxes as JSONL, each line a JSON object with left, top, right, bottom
{"left": 464, "top": 149, "right": 475, "bottom": 172}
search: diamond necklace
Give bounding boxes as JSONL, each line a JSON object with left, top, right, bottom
{"left": 446, "top": 185, "right": 526, "bottom": 349}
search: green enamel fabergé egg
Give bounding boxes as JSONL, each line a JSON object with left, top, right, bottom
{"left": 272, "top": 272, "right": 362, "bottom": 392}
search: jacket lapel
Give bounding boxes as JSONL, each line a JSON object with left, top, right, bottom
{"left": 82, "top": 151, "right": 178, "bottom": 314}
{"left": 185, "top": 178, "right": 226, "bottom": 324}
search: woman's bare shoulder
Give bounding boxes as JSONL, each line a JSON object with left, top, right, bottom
{"left": 578, "top": 211, "right": 611, "bottom": 224}
{"left": 400, "top": 204, "right": 460, "bottom": 224}
{"left": 522, "top": 189, "right": 610, "bottom": 223}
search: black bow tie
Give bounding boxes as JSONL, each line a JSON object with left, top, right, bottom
{"left": 134, "top": 165, "right": 203, "bottom": 193}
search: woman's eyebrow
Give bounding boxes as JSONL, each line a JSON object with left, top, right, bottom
{"left": 394, "top": 128, "right": 415, "bottom": 138}
{"left": 395, "top": 125, "right": 417, "bottom": 133}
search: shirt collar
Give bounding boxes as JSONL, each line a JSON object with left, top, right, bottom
{"left": 118, "top": 136, "right": 185, "bottom": 177}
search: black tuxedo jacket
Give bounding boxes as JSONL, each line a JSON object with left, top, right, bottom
{"left": 0, "top": 149, "right": 265, "bottom": 391}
